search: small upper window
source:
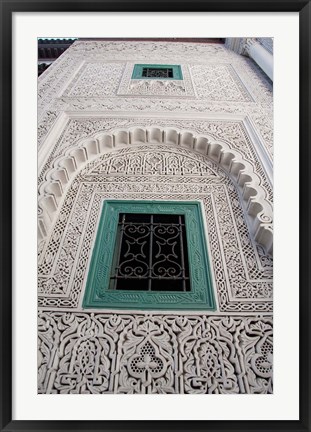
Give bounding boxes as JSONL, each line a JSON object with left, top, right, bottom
{"left": 132, "top": 64, "right": 183, "bottom": 80}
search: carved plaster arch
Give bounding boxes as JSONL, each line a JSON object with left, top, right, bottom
{"left": 38, "top": 126, "right": 273, "bottom": 254}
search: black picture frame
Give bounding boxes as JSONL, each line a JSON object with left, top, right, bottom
{"left": 1, "top": 1, "right": 310, "bottom": 431}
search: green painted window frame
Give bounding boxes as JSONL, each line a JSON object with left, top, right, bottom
{"left": 131, "top": 64, "right": 183, "bottom": 80}
{"left": 83, "top": 200, "right": 216, "bottom": 311}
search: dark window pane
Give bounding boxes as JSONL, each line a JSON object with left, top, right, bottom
{"left": 142, "top": 67, "right": 174, "bottom": 78}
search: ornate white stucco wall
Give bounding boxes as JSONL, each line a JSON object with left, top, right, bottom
{"left": 38, "top": 40, "right": 273, "bottom": 394}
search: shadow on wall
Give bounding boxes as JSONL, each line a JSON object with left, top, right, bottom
{"left": 38, "top": 38, "right": 77, "bottom": 76}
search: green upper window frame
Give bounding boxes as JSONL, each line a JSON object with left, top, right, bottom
{"left": 131, "top": 64, "right": 183, "bottom": 80}
{"left": 82, "top": 200, "right": 216, "bottom": 311}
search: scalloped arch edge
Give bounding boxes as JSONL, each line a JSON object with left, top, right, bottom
{"left": 38, "top": 126, "right": 273, "bottom": 255}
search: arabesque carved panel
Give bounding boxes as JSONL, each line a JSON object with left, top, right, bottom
{"left": 38, "top": 312, "right": 273, "bottom": 394}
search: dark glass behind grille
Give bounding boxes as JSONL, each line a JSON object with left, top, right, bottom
{"left": 142, "top": 67, "right": 174, "bottom": 78}
{"left": 109, "top": 213, "right": 190, "bottom": 291}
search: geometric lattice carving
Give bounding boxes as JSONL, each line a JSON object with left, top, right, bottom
{"left": 62, "top": 62, "right": 126, "bottom": 98}
{"left": 190, "top": 64, "right": 253, "bottom": 102}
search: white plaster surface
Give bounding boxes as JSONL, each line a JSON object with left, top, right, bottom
{"left": 12, "top": 11, "right": 299, "bottom": 420}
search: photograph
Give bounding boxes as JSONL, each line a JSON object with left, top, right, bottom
{"left": 37, "top": 37, "right": 274, "bottom": 395}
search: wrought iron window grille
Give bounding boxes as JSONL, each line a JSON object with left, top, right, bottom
{"left": 110, "top": 213, "right": 190, "bottom": 292}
